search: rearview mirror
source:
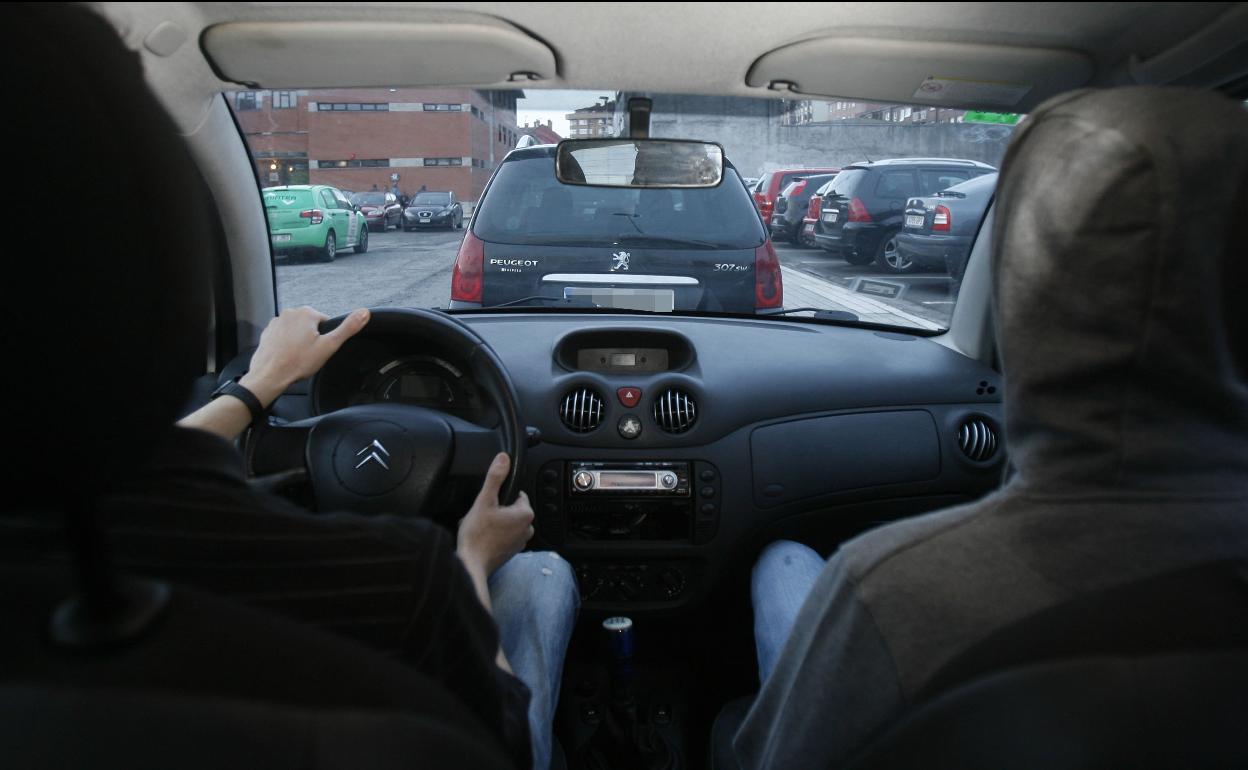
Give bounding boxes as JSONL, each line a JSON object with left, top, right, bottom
{"left": 555, "top": 139, "right": 724, "bottom": 188}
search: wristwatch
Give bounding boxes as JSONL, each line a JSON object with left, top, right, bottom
{"left": 210, "top": 378, "right": 266, "bottom": 423}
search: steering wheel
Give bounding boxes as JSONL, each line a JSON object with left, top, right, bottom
{"left": 246, "top": 308, "right": 525, "bottom": 515}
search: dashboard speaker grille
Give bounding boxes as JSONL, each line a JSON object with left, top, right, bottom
{"left": 654, "top": 389, "right": 698, "bottom": 434}
{"left": 958, "top": 418, "right": 998, "bottom": 462}
{"left": 560, "top": 387, "right": 604, "bottom": 433}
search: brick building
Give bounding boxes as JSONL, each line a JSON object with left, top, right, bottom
{"left": 520, "top": 119, "right": 563, "bottom": 145}
{"left": 565, "top": 99, "right": 615, "bottom": 137}
{"left": 232, "top": 88, "right": 521, "bottom": 202}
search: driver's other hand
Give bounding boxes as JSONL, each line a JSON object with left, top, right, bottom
{"left": 240, "top": 306, "right": 370, "bottom": 407}
{"left": 457, "top": 453, "right": 534, "bottom": 577}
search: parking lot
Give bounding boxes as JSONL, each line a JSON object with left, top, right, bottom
{"left": 275, "top": 229, "right": 957, "bottom": 329}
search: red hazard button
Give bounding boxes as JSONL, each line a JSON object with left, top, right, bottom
{"left": 617, "top": 387, "right": 642, "bottom": 408}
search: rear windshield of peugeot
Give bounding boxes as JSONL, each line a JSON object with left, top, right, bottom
{"left": 473, "top": 153, "right": 766, "bottom": 249}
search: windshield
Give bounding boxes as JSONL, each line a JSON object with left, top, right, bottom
{"left": 230, "top": 88, "right": 1017, "bottom": 331}
{"left": 412, "top": 193, "right": 451, "bottom": 205}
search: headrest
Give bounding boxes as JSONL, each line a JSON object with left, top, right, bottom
{"left": 1, "top": 4, "right": 212, "bottom": 506}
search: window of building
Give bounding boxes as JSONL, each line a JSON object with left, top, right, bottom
{"left": 273, "top": 91, "right": 297, "bottom": 109}
{"left": 316, "top": 159, "right": 390, "bottom": 168}
{"left": 423, "top": 157, "right": 463, "bottom": 166}
{"left": 317, "top": 103, "right": 389, "bottom": 112}
{"left": 423, "top": 103, "right": 464, "bottom": 111}
{"left": 236, "top": 91, "right": 258, "bottom": 111}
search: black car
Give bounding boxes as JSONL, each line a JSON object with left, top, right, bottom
{"left": 351, "top": 191, "right": 402, "bottom": 231}
{"left": 403, "top": 191, "right": 463, "bottom": 230}
{"left": 769, "top": 173, "right": 836, "bottom": 245}
{"left": 898, "top": 173, "right": 998, "bottom": 280}
{"left": 448, "top": 144, "right": 780, "bottom": 313}
{"left": 813, "top": 158, "right": 996, "bottom": 273}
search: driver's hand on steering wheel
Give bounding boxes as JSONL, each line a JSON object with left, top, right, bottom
{"left": 240, "top": 306, "right": 371, "bottom": 407}
{"left": 457, "top": 453, "right": 535, "bottom": 577}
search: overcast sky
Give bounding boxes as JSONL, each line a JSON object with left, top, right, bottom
{"left": 517, "top": 89, "right": 614, "bottom": 138}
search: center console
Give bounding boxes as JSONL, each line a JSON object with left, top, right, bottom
{"left": 536, "top": 459, "right": 721, "bottom": 606}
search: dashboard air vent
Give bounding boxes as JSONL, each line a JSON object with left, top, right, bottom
{"left": 560, "top": 387, "right": 604, "bottom": 433}
{"left": 654, "top": 388, "right": 698, "bottom": 434}
{"left": 958, "top": 418, "right": 998, "bottom": 462}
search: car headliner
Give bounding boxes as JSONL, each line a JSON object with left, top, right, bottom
{"left": 96, "top": 3, "right": 1244, "bottom": 133}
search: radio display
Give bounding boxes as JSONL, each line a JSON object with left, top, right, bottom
{"left": 598, "top": 471, "right": 656, "bottom": 488}
{"left": 610, "top": 353, "right": 637, "bottom": 367}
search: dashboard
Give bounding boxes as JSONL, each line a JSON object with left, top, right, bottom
{"left": 261, "top": 312, "right": 1005, "bottom": 614}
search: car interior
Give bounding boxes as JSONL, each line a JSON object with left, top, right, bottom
{"left": 3, "top": 3, "right": 1248, "bottom": 769}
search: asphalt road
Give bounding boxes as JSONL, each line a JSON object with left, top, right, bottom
{"left": 275, "top": 228, "right": 959, "bottom": 327}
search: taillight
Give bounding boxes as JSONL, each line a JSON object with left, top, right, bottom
{"left": 848, "top": 197, "right": 871, "bottom": 223}
{"left": 451, "top": 231, "right": 485, "bottom": 302}
{"left": 759, "top": 200, "right": 774, "bottom": 219}
{"left": 933, "top": 205, "right": 952, "bottom": 232}
{"left": 299, "top": 208, "right": 324, "bottom": 225}
{"left": 754, "top": 241, "right": 783, "bottom": 309}
{"left": 807, "top": 195, "right": 822, "bottom": 220}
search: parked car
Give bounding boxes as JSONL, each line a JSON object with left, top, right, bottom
{"left": 262, "top": 184, "right": 369, "bottom": 262}
{"left": 898, "top": 173, "right": 999, "bottom": 280}
{"left": 403, "top": 191, "right": 464, "bottom": 230}
{"left": 449, "top": 143, "right": 780, "bottom": 313}
{"left": 770, "top": 173, "right": 837, "bottom": 244}
{"left": 350, "top": 191, "right": 402, "bottom": 231}
{"left": 814, "top": 158, "right": 996, "bottom": 273}
{"left": 753, "top": 167, "right": 841, "bottom": 227}
{"left": 799, "top": 178, "right": 836, "bottom": 248}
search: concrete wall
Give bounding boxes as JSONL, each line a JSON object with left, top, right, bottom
{"left": 620, "top": 94, "right": 1016, "bottom": 178}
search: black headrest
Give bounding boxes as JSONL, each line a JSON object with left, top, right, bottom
{"left": 1, "top": 4, "right": 212, "bottom": 504}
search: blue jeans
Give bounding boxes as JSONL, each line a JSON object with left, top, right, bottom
{"left": 751, "top": 540, "right": 827, "bottom": 685}
{"left": 490, "top": 551, "right": 581, "bottom": 770}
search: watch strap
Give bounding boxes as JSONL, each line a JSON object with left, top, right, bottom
{"left": 211, "top": 379, "right": 265, "bottom": 423}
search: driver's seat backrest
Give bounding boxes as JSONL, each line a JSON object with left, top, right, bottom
{"left": 0, "top": 565, "right": 515, "bottom": 770}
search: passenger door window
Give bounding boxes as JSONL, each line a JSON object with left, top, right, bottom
{"left": 875, "top": 171, "right": 917, "bottom": 199}
{"left": 919, "top": 170, "right": 971, "bottom": 195}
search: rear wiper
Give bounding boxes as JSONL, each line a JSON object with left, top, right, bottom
{"left": 613, "top": 234, "right": 727, "bottom": 249}
{"left": 757, "top": 307, "right": 860, "bottom": 322}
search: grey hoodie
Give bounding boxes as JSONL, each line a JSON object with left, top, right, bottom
{"left": 733, "top": 87, "right": 1248, "bottom": 770}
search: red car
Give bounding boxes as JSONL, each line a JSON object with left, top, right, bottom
{"left": 752, "top": 167, "right": 841, "bottom": 227}
{"left": 350, "top": 191, "right": 402, "bottom": 231}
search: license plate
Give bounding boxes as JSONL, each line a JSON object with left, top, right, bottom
{"left": 803, "top": 223, "right": 815, "bottom": 234}
{"left": 271, "top": 234, "right": 291, "bottom": 243}
{"left": 905, "top": 214, "right": 925, "bottom": 228}
{"left": 563, "top": 287, "right": 675, "bottom": 312}
{"left": 822, "top": 211, "right": 838, "bottom": 223}
{"left": 419, "top": 218, "right": 431, "bottom": 223}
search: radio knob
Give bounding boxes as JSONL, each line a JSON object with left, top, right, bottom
{"left": 573, "top": 471, "right": 595, "bottom": 491}
{"left": 660, "top": 473, "right": 678, "bottom": 489}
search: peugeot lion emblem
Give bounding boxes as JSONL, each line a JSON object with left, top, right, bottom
{"left": 611, "top": 251, "right": 631, "bottom": 271}
{"left": 355, "top": 439, "right": 391, "bottom": 470}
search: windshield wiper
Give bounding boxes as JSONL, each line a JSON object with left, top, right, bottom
{"left": 613, "top": 234, "right": 728, "bottom": 249}
{"left": 757, "top": 307, "right": 860, "bottom": 322}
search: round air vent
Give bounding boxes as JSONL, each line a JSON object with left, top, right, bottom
{"left": 654, "top": 388, "right": 698, "bottom": 434}
{"left": 958, "top": 418, "right": 999, "bottom": 462}
{"left": 560, "top": 387, "right": 604, "bottom": 433}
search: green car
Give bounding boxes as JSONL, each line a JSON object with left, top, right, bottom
{"left": 263, "top": 185, "right": 369, "bottom": 262}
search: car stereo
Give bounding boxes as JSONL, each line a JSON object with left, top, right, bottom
{"left": 535, "top": 460, "right": 720, "bottom": 544}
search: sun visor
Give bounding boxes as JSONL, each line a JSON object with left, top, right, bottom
{"left": 747, "top": 38, "right": 1093, "bottom": 112}
{"left": 202, "top": 20, "right": 557, "bottom": 88}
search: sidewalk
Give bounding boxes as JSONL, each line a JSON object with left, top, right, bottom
{"left": 780, "top": 266, "right": 945, "bottom": 331}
